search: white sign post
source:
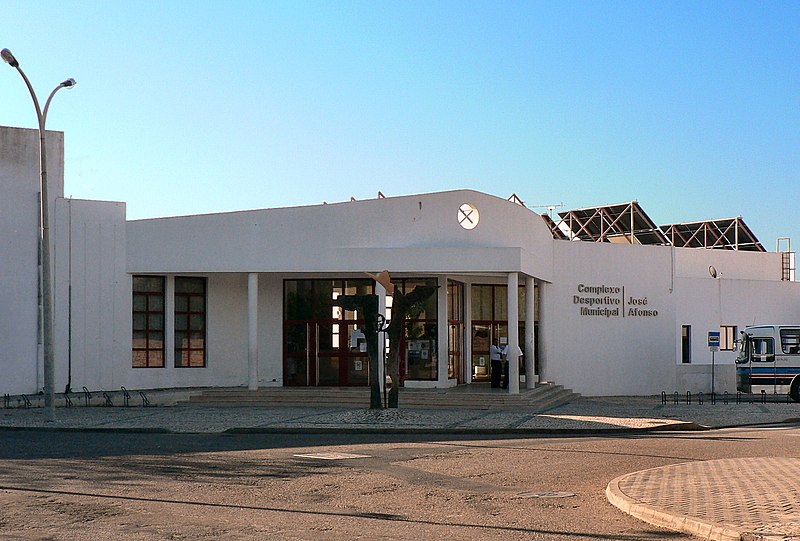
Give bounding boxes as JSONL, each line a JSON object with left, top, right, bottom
{"left": 708, "top": 331, "right": 720, "bottom": 395}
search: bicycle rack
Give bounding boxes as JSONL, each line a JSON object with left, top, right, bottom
{"left": 82, "top": 386, "right": 92, "bottom": 407}
{"left": 20, "top": 395, "right": 31, "bottom": 408}
{"left": 63, "top": 391, "right": 73, "bottom": 408}
{"left": 3, "top": 394, "right": 9, "bottom": 409}
{"left": 121, "top": 386, "right": 131, "bottom": 407}
{"left": 139, "top": 391, "right": 150, "bottom": 407}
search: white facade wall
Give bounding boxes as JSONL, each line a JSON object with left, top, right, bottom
{"left": 1, "top": 127, "right": 64, "bottom": 395}
{"left": 53, "top": 198, "right": 128, "bottom": 393}
{"left": 4, "top": 122, "right": 800, "bottom": 398}
{"left": 126, "top": 190, "right": 553, "bottom": 280}
{"left": 544, "top": 241, "right": 678, "bottom": 396}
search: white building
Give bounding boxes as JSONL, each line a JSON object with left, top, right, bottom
{"left": 3, "top": 125, "right": 799, "bottom": 399}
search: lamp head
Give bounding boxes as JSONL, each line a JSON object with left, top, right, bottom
{"left": 61, "top": 78, "right": 77, "bottom": 88}
{"left": 1, "top": 48, "right": 19, "bottom": 68}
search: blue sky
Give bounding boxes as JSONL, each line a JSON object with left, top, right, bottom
{"left": 2, "top": 1, "right": 798, "bottom": 248}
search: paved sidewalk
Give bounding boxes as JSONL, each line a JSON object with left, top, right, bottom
{"left": 2, "top": 395, "right": 800, "bottom": 540}
{"left": 1, "top": 395, "right": 798, "bottom": 433}
{"left": 608, "top": 457, "right": 800, "bottom": 541}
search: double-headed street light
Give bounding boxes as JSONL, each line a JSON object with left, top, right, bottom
{"left": 2, "top": 48, "right": 76, "bottom": 421}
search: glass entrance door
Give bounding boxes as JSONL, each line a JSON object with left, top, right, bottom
{"left": 284, "top": 279, "right": 373, "bottom": 387}
{"left": 471, "top": 323, "right": 507, "bottom": 382}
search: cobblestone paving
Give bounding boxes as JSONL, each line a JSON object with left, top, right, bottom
{"left": 610, "top": 457, "right": 800, "bottom": 540}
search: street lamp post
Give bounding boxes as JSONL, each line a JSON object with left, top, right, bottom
{"left": 2, "top": 48, "right": 76, "bottom": 421}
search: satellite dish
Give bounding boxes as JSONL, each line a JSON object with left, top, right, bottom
{"left": 709, "top": 266, "right": 718, "bottom": 279}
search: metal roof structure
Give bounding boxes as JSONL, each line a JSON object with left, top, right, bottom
{"left": 549, "top": 201, "right": 669, "bottom": 245}
{"left": 661, "top": 217, "right": 766, "bottom": 252}
{"left": 541, "top": 201, "right": 766, "bottom": 252}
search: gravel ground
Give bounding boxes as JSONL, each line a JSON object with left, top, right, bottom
{"left": 1, "top": 395, "right": 798, "bottom": 433}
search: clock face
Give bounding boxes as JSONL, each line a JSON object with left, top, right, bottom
{"left": 458, "top": 203, "right": 479, "bottom": 230}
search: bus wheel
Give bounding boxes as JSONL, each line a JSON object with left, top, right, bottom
{"left": 791, "top": 379, "right": 800, "bottom": 403}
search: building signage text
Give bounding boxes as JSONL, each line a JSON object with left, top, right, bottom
{"left": 574, "top": 283, "right": 658, "bottom": 318}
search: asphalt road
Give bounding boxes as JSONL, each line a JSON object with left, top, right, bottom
{"left": 1, "top": 425, "right": 798, "bottom": 540}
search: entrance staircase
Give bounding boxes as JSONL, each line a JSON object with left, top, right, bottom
{"left": 183, "top": 383, "right": 579, "bottom": 411}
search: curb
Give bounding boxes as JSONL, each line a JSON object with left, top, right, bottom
{"left": 0, "top": 421, "right": 705, "bottom": 436}
{"left": 606, "top": 468, "right": 743, "bottom": 541}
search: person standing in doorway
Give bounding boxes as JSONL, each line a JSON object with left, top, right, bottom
{"left": 490, "top": 339, "right": 503, "bottom": 388}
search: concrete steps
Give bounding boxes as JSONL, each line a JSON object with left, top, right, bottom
{"left": 184, "top": 383, "right": 580, "bottom": 411}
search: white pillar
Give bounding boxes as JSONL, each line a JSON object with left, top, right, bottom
{"left": 376, "top": 282, "right": 387, "bottom": 394}
{"left": 464, "top": 281, "right": 473, "bottom": 384}
{"left": 437, "top": 275, "right": 449, "bottom": 386}
{"left": 507, "top": 272, "right": 520, "bottom": 394}
{"left": 525, "top": 276, "right": 536, "bottom": 389}
{"left": 247, "top": 272, "right": 259, "bottom": 390}
{"left": 165, "top": 276, "right": 175, "bottom": 368}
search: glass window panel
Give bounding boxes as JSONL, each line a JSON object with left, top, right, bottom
{"left": 189, "top": 314, "right": 205, "bottom": 331}
{"left": 132, "top": 331, "right": 147, "bottom": 349}
{"left": 149, "top": 313, "right": 164, "bottom": 330}
{"left": 313, "top": 281, "right": 335, "bottom": 320}
{"left": 132, "top": 295, "right": 147, "bottom": 311}
{"left": 175, "top": 314, "right": 188, "bottom": 331}
{"left": 176, "top": 277, "right": 205, "bottom": 294}
{"left": 285, "top": 280, "right": 313, "bottom": 320}
{"left": 174, "top": 295, "right": 188, "bottom": 312}
{"left": 150, "top": 350, "right": 164, "bottom": 366}
{"left": 495, "top": 286, "right": 508, "bottom": 321}
{"left": 133, "top": 276, "right": 163, "bottom": 293}
{"left": 149, "top": 295, "right": 164, "bottom": 312}
{"left": 190, "top": 331, "right": 205, "bottom": 342}
{"left": 189, "top": 350, "right": 205, "bottom": 365}
{"left": 132, "top": 350, "right": 147, "bottom": 368}
{"left": 149, "top": 332, "right": 164, "bottom": 348}
{"left": 471, "top": 285, "right": 492, "bottom": 320}
{"left": 286, "top": 324, "right": 308, "bottom": 354}
{"left": 175, "top": 331, "right": 187, "bottom": 349}
{"left": 188, "top": 295, "right": 205, "bottom": 312}
{"left": 132, "top": 313, "right": 147, "bottom": 330}
{"left": 317, "top": 323, "right": 335, "bottom": 352}
{"left": 285, "top": 356, "right": 308, "bottom": 385}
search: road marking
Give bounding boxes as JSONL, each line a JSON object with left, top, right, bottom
{"left": 293, "top": 452, "right": 371, "bottom": 460}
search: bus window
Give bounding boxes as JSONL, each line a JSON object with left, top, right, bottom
{"left": 779, "top": 329, "right": 800, "bottom": 354}
{"left": 751, "top": 338, "right": 775, "bottom": 362}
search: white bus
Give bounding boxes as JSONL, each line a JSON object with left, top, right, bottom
{"left": 736, "top": 325, "right": 800, "bottom": 401}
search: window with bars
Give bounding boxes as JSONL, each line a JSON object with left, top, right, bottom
{"left": 175, "top": 277, "right": 207, "bottom": 367}
{"left": 132, "top": 276, "right": 165, "bottom": 368}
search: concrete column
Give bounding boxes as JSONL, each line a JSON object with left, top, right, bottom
{"left": 507, "top": 272, "right": 520, "bottom": 394}
{"left": 437, "top": 275, "right": 449, "bottom": 386}
{"left": 464, "top": 281, "right": 473, "bottom": 384}
{"left": 538, "top": 282, "right": 546, "bottom": 382}
{"left": 376, "top": 282, "right": 387, "bottom": 394}
{"left": 165, "top": 276, "right": 175, "bottom": 369}
{"left": 525, "top": 276, "right": 536, "bottom": 389}
{"left": 247, "top": 272, "right": 259, "bottom": 390}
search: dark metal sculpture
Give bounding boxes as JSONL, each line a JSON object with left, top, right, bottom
{"left": 333, "top": 294, "right": 382, "bottom": 409}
